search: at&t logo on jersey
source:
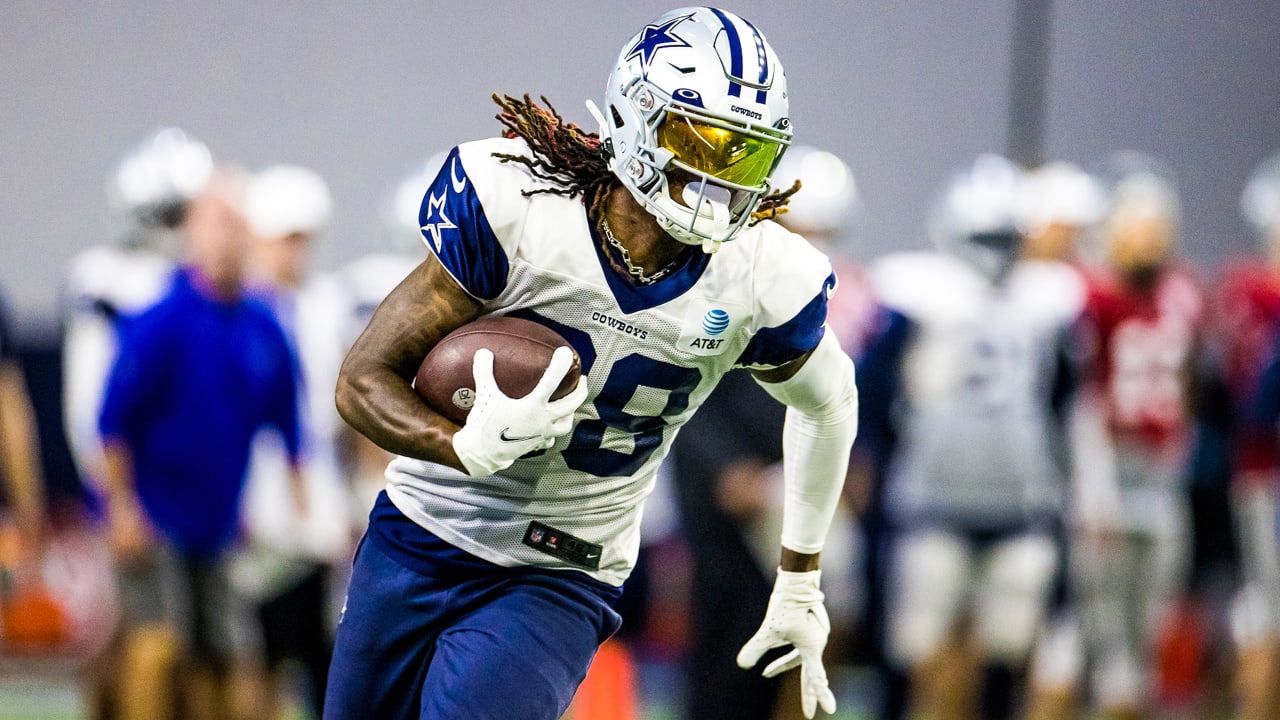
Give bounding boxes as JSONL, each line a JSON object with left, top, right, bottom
{"left": 702, "top": 308, "right": 730, "bottom": 335}
{"left": 679, "top": 302, "right": 745, "bottom": 356}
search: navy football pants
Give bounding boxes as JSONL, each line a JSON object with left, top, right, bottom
{"left": 323, "top": 526, "right": 621, "bottom": 719}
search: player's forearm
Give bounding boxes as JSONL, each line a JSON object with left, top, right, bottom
{"left": 780, "top": 546, "right": 821, "bottom": 572}
{"left": 755, "top": 331, "right": 858, "bottom": 555}
{"left": 336, "top": 255, "right": 481, "bottom": 472}
{"left": 336, "top": 357, "right": 465, "bottom": 471}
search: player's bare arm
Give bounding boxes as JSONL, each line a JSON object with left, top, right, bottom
{"left": 336, "top": 253, "right": 482, "bottom": 469}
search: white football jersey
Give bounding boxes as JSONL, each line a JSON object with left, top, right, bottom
{"left": 61, "top": 244, "right": 175, "bottom": 489}
{"left": 386, "top": 138, "right": 834, "bottom": 585}
{"left": 870, "top": 251, "right": 1086, "bottom": 530}
{"left": 241, "top": 272, "right": 354, "bottom": 568}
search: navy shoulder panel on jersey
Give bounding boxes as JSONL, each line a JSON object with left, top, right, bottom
{"left": 736, "top": 272, "right": 835, "bottom": 368}
{"left": 418, "top": 147, "right": 509, "bottom": 300}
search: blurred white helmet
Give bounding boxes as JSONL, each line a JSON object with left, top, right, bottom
{"left": 1093, "top": 151, "right": 1180, "bottom": 277}
{"left": 770, "top": 145, "right": 859, "bottom": 242}
{"left": 590, "top": 6, "right": 792, "bottom": 253}
{"left": 1095, "top": 150, "right": 1180, "bottom": 227}
{"left": 378, "top": 152, "right": 448, "bottom": 254}
{"left": 1022, "top": 161, "right": 1104, "bottom": 233}
{"left": 1242, "top": 151, "right": 1280, "bottom": 241}
{"left": 245, "top": 165, "right": 333, "bottom": 239}
{"left": 929, "top": 154, "right": 1026, "bottom": 281}
{"left": 108, "top": 127, "right": 213, "bottom": 230}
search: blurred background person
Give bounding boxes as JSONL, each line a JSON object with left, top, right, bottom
{"left": 97, "top": 169, "right": 304, "bottom": 720}
{"left": 1211, "top": 149, "right": 1280, "bottom": 720}
{"left": 236, "top": 163, "right": 350, "bottom": 720}
{"left": 863, "top": 154, "right": 1083, "bottom": 720}
{"left": 1067, "top": 153, "right": 1205, "bottom": 720}
{"left": 1019, "top": 159, "right": 1105, "bottom": 720}
{"left": 0, "top": 284, "right": 48, "bottom": 594}
{"left": 57, "top": 127, "right": 213, "bottom": 720}
{"left": 669, "top": 145, "right": 862, "bottom": 720}
{"left": 61, "top": 128, "right": 213, "bottom": 500}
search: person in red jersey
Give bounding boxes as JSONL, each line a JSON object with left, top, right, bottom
{"left": 1067, "top": 154, "right": 1205, "bottom": 720}
{"left": 1210, "top": 150, "right": 1280, "bottom": 720}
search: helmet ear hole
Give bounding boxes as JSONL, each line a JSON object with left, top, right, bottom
{"left": 610, "top": 105, "right": 626, "bottom": 128}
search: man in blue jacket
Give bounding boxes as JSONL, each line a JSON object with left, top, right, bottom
{"left": 99, "top": 169, "right": 304, "bottom": 720}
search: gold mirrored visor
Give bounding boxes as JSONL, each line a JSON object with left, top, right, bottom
{"left": 655, "top": 112, "right": 784, "bottom": 189}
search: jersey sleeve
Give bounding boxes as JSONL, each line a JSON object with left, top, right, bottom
{"left": 735, "top": 226, "right": 835, "bottom": 369}
{"left": 418, "top": 140, "right": 539, "bottom": 301}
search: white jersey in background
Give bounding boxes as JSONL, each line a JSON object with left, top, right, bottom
{"left": 61, "top": 243, "right": 175, "bottom": 490}
{"left": 240, "top": 271, "right": 354, "bottom": 571}
{"left": 870, "top": 251, "right": 1085, "bottom": 530}
{"left": 386, "top": 137, "right": 835, "bottom": 586}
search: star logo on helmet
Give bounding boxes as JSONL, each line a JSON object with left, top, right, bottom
{"left": 625, "top": 14, "right": 693, "bottom": 72}
{"left": 420, "top": 189, "right": 456, "bottom": 252}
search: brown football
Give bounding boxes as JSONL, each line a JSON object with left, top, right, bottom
{"left": 414, "top": 314, "right": 582, "bottom": 425}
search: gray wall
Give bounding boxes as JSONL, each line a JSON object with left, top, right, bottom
{"left": 3, "top": 2, "right": 1278, "bottom": 329}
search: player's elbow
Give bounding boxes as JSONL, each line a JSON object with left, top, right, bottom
{"left": 334, "top": 354, "right": 376, "bottom": 431}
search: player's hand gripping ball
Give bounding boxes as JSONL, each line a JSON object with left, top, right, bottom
{"left": 415, "top": 315, "right": 582, "bottom": 425}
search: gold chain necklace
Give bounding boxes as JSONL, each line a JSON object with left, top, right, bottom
{"left": 600, "top": 218, "right": 678, "bottom": 285}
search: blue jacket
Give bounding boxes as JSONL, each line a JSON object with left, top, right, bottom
{"left": 99, "top": 266, "right": 301, "bottom": 557}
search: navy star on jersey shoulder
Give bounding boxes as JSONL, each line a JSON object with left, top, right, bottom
{"left": 417, "top": 145, "right": 515, "bottom": 300}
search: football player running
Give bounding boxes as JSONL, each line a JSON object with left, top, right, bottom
{"left": 327, "top": 7, "right": 856, "bottom": 720}
{"left": 862, "top": 155, "right": 1084, "bottom": 720}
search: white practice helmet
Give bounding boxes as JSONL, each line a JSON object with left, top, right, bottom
{"left": 1242, "top": 151, "right": 1280, "bottom": 241}
{"left": 590, "top": 6, "right": 792, "bottom": 253}
{"left": 378, "top": 152, "right": 448, "bottom": 253}
{"left": 108, "top": 127, "right": 213, "bottom": 230}
{"left": 1022, "top": 161, "right": 1105, "bottom": 233}
{"left": 1095, "top": 150, "right": 1180, "bottom": 228}
{"left": 770, "top": 145, "right": 859, "bottom": 241}
{"left": 929, "top": 154, "right": 1027, "bottom": 281}
{"left": 245, "top": 164, "right": 333, "bottom": 239}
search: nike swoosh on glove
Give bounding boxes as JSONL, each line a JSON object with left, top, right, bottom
{"left": 737, "top": 568, "right": 836, "bottom": 718}
{"left": 452, "top": 346, "right": 587, "bottom": 477}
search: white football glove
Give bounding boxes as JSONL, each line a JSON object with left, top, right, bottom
{"left": 452, "top": 346, "right": 587, "bottom": 477}
{"left": 737, "top": 569, "right": 837, "bottom": 719}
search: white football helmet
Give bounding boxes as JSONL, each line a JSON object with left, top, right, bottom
{"left": 929, "top": 154, "right": 1027, "bottom": 282}
{"left": 771, "top": 145, "right": 859, "bottom": 244}
{"left": 377, "top": 152, "right": 448, "bottom": 254}
{"left": 107, "top": 127, "right": 213, "bottom": 232}
{"left": 1092, "top": 151, "right": 1180, "bottom": 275}
{"left": 589, "top": 7, "right": 792, "bottom": 253}
{"left": 1022, "top": 161, "right": 1104, "bottom": 233}
{"left": 1242, "top": 150, "right": 1280, "bottom": 245}
{"left": 244, "top": 164, "right": 333, "bottom": 239}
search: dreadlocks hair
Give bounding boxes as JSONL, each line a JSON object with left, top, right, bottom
{"left": 490, "top": 92, "right": 795, "bottom": 225}
{"left": 492, "top": 94, "right": 613, "bottom": 201}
